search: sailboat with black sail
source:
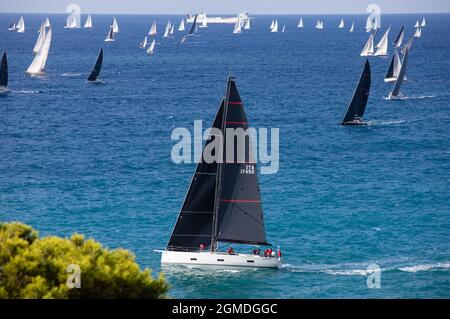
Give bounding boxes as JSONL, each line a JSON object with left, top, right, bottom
{"left": 157, "top": 77, "right": 280, "bottom": 268}
{"left": 181, "top": 15, "right": 198, "bottom": 44}
{"left": 0, "top": 52, "right": 9, "bottom": 94}
{"left": 388, "top": 48, "right": 409, "bottom": 99}
{"left": 342, "top": 60, "right": 371, "bottom": 126}
{"left": 87, "top": 48, "right": 103, "bottom": 82}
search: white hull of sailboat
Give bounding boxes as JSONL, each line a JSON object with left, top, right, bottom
{"left": 159, "top": 250, "right": 281, "bottom": 269}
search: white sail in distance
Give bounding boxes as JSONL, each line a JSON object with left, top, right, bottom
{"left": 349, "top": 21, "right": 354, "bottom": 32}
{"left": 298, "top": 18, "right": 303, "bottom": 28}
{"left": 338, "top": 18, "right": 344, "bottom": 28}
{"left": 178, "top": 19, "right": 185, "bottom": 31}
{"left": 414, "top": 27, "right": 421, "bottom": 38}
{"left": 244, "top": 18, "right": 251, "bottom": 30}
{"left": 84, "top": 14, "right": 93, "bottom": 28}
{"left": 146, "top": 39, "right": 155, "bottom": 54}
{"left": 44, "top": 17, "right": 50, "bottom": 28}
{"left": 112, "top": 17, "right": 119, "bottom": 33}
{"left": 270, "top": 20, "right": 275, "bottom": 30}
{"left": 149, "top": 21, "right": 157, "bottom": 35}
{"left": 104, "top": 26, "right": 115, "bottom": 42}
{"left": 233, "top": 18, "right": 242, "bottom": 34}
{"left": 271, "top": 20, "right": 278, "bottom": 32}
{"left": 163, "top": 21, "right": 171, "bottom": 37}
{"left": 414, "top": 20, "right": 419, "bottom": 28}
{"left": 360, "top": 33, "right": 374, "bottom": 56}
{"left": 26, "top": 27, "right": 52, "bottom": 75}
{"left": 16, "top": 16, "right": 25, "bottom": 33}
{"left": 139, "top": 36, "right": 147, "bottom": 48}
{"left": 421, "top": 17, "right": 426, "bottom": 27}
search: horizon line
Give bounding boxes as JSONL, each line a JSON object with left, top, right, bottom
{"left": 1, "top": 11, "right": 449, "bottom": 15}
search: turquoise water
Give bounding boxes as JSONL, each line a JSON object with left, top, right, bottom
{"left": 0, "top": 13, "right": 449, "bottom": 298}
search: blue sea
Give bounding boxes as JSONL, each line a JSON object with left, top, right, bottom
{"left": 0, "top": 13, "right": 449, "bottom": 298}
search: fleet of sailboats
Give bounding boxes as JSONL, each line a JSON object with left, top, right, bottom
{"left": 26, "top": 27, "right": 52, "bottom": 75}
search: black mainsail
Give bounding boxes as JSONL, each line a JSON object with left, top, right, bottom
{"left": 188, "top": 15, "right": 198, "bottom": 35}
{"left": 385, "top": 53, "right": 395, "bottom": 80}
{"left": 342, "top": 60, "right": 371, "bottom": 125}
{"left": 167, "top": 77, "right": 269, "bottom": 251}
{"left": 0, "top": 52, "right": 7, "bottom": 88}
{"left": 87, "top": 48, "right": 103, "bottom": 82}
{"left": 390, "top": 48, "right": 409, "bottom": 97}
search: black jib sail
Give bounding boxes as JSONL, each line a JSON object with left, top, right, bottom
{"left": 0, "top": 52, "right": 7, "bottom": 88}
{"left": 188, "top": 15, "right": 198, "bottom": 35}
{"left": 391, "top": 48, "right": 409, "bottom": 97}
{"left": 167, "top": 77, "right": 270, "bottom": 251}
{"left": 87, "top": 48, "right": 103, "bottom": 82}
{"left": 393, "top": 25, "right": 404, "bottom": 47}
{"left": 342, "top": 60, "right": 371, "bottom": 125}
{"left": 385, "top": 52, "right": 395, "bottom": 80}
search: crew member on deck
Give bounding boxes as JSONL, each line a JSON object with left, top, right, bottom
{"left": 227, "top": 247, "right": 235, "bottom": 255}
{"left": 199, "top": 243, "right": 205, "bottom": 251}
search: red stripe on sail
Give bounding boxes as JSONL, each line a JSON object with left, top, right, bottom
{"left": 227, "top": 101, "right": 242, "bottom": 105}
{"left": 225, "top": 121, "right": 248, "bottom": 125}
{"left": 220, "top": 199, "right": 260, "bottom": 203}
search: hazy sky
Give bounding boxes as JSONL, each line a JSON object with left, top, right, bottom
{"left": 1, "top": 0, "right": 450, "bottom": 14}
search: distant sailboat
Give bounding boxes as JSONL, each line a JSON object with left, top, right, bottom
{"left": 421, "top": 17, "right": 426, "bottom": 27}
{"left": 149, "top": 21, "right": 157, "bottom": 35}
{"left": 181, "top": 15, "right": 197, "bottom": 44}
{"left": 233, "top": 18, "right": 242, "bottom": 34}
{"left": 87, "top": 48, "right": 103, "bottom": 82}
{"left": 104, "top": 26, "right": 115, "bottom": 42}
{"left": 297, "top": 18, "right": 303, "bottom": 28}
{"left": 282, "top": 25, "right": 286, "bottom": 33}
{"left": 360, "top": 33, "right": 374, "bottom": 56}
{"left": 146, "top": 39, "right": 155, "bottom": 55}
{"left": 338, "top": 18, "right": 344, "bottom": 28}
{"left": 26, "top": 27, "right": 52, "bottom": 75}
{"left": 163, "top": 21, "right": 171, "bottom": 38}
{"left": 0, "top": 52, "right": 9, "bottom": 94}
{"left": 84, "top": 14, "right": 93, "bottom": 28}
{"left": 393, "top": 25, "right": 404, "bottom": 48}
{"left": 16, "top": 16, "right": 25, "bottom": 33}
{"left": 139, "top": 36, "right": 148, "bottom": 48}
{"left": 8, "top": 19, "right": 16, "bottom": 31}
{"left": 388, "top": 48, "right": 409, "bottom": 99}
{"left": 244, "top": 18, "right": 251, "bottom": 30}
{"left": 349, "top": 21, "right": 354, "bottom": 32}
{"left": 44, "top": 17, "right": 50, "bottom": 28}
{"left": 111, "top": 17, "right": 119, "bottom": 33}
{"left": 315, "top": 19, "right": 321, "bottom": 29}
{"left": 178, "top": 19, "right": 185, "bottom": 31}
{"left": 271, "top": 20, "right": 278, "bottom": 32}
{"left": 413, "top": 27, "right": 421, "bottom": 38}
{"left": 414, "top": 20, "right": 420, "bottom": 28}
{"left": 170, "top": 24, "right": 175, "bottom": 35}
{"left": 342, "top": 60, "right": 371, "bottom": 126}
{"left": 33, "top": 23, "right": 46, "bottom": 54}
{"left": 200, "top": 13, "right": 208, "bottom": 28}
{"left": 374, "top": 26, "right": 390, "bottom": 56}
{"left": 269, "top": 20, "right": 275, "bottom": 30}
{"left": 384, "top": 50, "right": 403, "bottom": 82}
{"left": 157, "top": 77, "right": 281, "bottom": 269}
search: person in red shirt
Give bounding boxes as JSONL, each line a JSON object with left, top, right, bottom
{"left": 227, "top": 247, "right": 235, "bottom": 255}
{"left": 199, "top": 243, "right": 205, "bottom": 251}
{"left": 277, "top": 248, "right": 282, "bottom": 259}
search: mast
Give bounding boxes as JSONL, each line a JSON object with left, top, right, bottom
{"left": 390, "top": 48, "right": 409, "bottom": 97}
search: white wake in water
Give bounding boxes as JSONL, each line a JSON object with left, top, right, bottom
{"left": 61, "top": 72, "right": 82, "bottom": 77}
{"left": 12, "top": 90, "right": 46, "bottom": 94}
{"left": 398, "top": 263, "right": 450, "bottom": 273}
